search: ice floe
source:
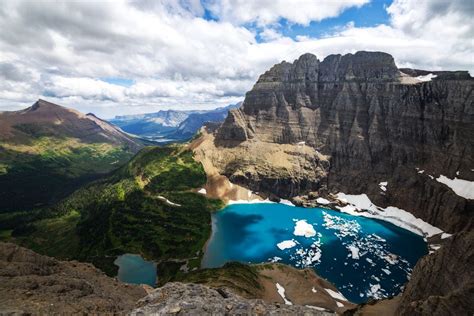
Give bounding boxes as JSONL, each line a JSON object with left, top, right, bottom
{"left": 347, "top": 245, "right": 360, "bottom": 259}
{"left": 293, "top": 220, "right": 317, "bottom": 237}
{"left": 276, "top": 283, "right": 292, "bottom": 305}
{"left": 277, "top": 240, "right": 297, "bottom": 250}
{"left": 366, "top": 283, "right": 384, "bottom": 299}
{"left": 335, "top": 193, "right": 443, "bottom": 237}
{"left": 268, "top": 256, "right": 283, "bottom": 263}
{"left": 436, "top": 175, "right": 474, "bottom": 199}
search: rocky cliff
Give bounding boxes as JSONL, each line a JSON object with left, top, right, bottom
{"left": 396, "top": 231, "right": 474, "bottom": 316}
{"left": 212, "top": 51, "right": 474, "bottom": 233}
{"left": 0, "top": 242, "right": 147, "bottom": 314}
{"left": 195, "top": 51, "right": 474, "bottom": 315}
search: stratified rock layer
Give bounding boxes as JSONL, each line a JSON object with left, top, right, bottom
{"left": 214, "top": 51, "right": 474, "bottom": 233}
{"left": 132, "top": 282, "right": 334, "bottom": 315}
{"left": 0, "top": 242, "right": 147, "bottom": 314}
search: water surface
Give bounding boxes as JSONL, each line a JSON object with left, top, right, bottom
{"left": 114, "top": 253, "right": 156, "bottom": 286}
{"left": 202, "top": 203, "right": 427, "bottom": 303}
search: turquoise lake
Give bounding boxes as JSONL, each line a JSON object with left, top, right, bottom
{"left": 114, "top": 254, "right": 156, "bottom": 286}
{"left": 202, "top": 203, "right": 428, "bottom": 303}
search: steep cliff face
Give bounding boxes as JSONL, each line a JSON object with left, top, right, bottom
{"left": 213, "top": 51, "right": 474, "bottom": 233}
{"left": 396, "top": 231, "right": 474, "bottom": 316}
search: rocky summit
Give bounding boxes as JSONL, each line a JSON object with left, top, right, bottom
{"left": 212, "top": 51, "right": 473, "bottom": 233}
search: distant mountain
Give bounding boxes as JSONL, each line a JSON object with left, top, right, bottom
{"left": 0, "top": 99, "right": 144, "bottom": 211}
{"left": 110, "top": 103, "right": 241, "bottom": 142}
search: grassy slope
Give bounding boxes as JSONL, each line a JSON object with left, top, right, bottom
{"left": 0, "top": 136, "right": 135, "bottom": 211}
{"left": 9, "top": 146, "right": 223, "bottom": 276}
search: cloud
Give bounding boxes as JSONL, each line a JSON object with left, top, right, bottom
{"left": 0, "top": 0, "right": 472, "bottom": 117}
{"left": 205, "top": 0, "right": 370, "bottom": 26}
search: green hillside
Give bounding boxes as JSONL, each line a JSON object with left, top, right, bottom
{"left": 0, "top": 136, "right": 135, "bottom": 211}
{"left": 4, "top": 146, "right": 223, "bottom": 276}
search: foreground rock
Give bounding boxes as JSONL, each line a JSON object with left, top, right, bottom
{"left": 396, "top": 231, "right": 474, "bottom": 315}
{"left": 0, "top": 242, "right": 147, "bottom": 314}
{"left": 132, "top": 282, "right": 334, "bottom": 315}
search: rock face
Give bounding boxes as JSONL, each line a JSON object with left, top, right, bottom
{"left": 132, "top": 282, "right": 334, "bottom": 315}
{"left": 213, "top": 51, "right": 474, "bottom": 233}
{"left": 397, "top": 231, "right": 474, "bottom": 316}
{"left": 0, "top": 242, "right": 147, "bottom": 314}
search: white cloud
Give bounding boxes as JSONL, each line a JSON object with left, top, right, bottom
{"left": 205, "top": 0, "right": 370, "bottom": 26}
{"left": 0, "top": 0, "right": 472, "bottom": 118}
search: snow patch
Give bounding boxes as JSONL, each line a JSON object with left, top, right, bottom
{"left": 436, "top": 175, "right": 474, "bottom": 199}
{"left": 311, "top": 287, "right": 317, "bottom": 293}
{"left": 197, "top": 188, "right": 207, "bottom": 194}
{"left": 324, "top": 288, "right": 347, "bottom": 301}
{"left": 306, "top": 305, "right": 326, "bottom": 311}
{"left": 379, "top": 181, "right": 388, "bottom": 192}
{"left": 293, "top": 220, "right": 316, "bottom": 237}
{"left": 335, "top": 193, "right": 443, "bottom": 237}
{"left": 416, "top": 73, "right": 437, "bottom": 82}
{"left": 157, "top": 196, "right": 181, "bottom": 207}
{"left": 279, "top": 199, "right": 295, "bottom": 207}
{"left": 316, "top": 197, "right": 331, "bottom": 205}
{"left": 277, "top": 240, "right": 297, "bottom": 250}
{"left": 441, "top": 233, "right": 452, "bottom": 239}
{"left": 276, "top": 283, "right": 292, "bottom": 305}
{"left": 336, "top": 301, "right": 344, "bottom": 308}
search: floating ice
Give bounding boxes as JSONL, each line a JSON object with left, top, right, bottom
{"left": 293, "top": 220, "right": 316, "bottom": 237}
{"left": 277, "top": 240, "right": 297, "bottom": 250}
{"left": 347, "top": 245, "right": 360, "bottom": 259}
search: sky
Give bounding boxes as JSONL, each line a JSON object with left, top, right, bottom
{"left": 0, "top": 0, "right": 472, "bottom": 118}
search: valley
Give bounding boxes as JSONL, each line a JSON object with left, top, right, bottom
{"left": 0, "top": 51, "right": 472, "bottom": 315}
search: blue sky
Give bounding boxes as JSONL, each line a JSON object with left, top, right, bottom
{"left": 0, "top": 0, "right": 472, "bottom": 117}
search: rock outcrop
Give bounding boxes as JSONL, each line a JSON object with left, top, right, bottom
{"left": 396, "top": 231, "right": 474, "bottom": 316}
{"left": 0, "top": 242, "right": 147, "bottom": 314}
{"left": 132, "top": 282, "right": 334, "bottom": 315}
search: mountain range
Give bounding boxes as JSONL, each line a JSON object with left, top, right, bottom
{"left": 0, "top": 51, "right": 473, "bottom": 315}
{"left": 110, "top": 102, "right": 241, "bottom": 142}
{"left": 0, "top": 99, "right": 143, "bottom": 211}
